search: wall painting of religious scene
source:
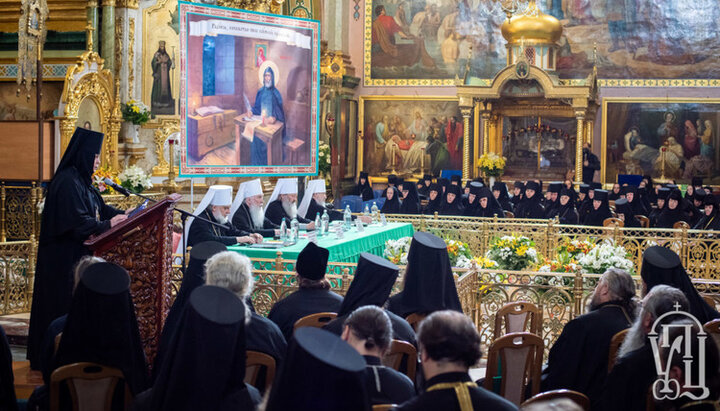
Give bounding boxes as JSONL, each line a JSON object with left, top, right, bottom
{"left": 501, "top": 116, "right": 577, "bottom": 181}
{"left": 178, "top": 2, "right": 320, "bottom": 177}
{"left": 360, "top": 96, "right": 462, "bottom": 178}
{"left": 143, "top": 0, "right": 181, "bottom": 122}
{"left": 602, "top": 99, "right": 720, "bottom": 185}
{"left": 364, "top": 0, "right": 720, "bottom": 86}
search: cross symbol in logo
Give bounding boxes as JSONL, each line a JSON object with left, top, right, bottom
{"left": 673, "top": 301, "right": 682, "bottom": 311}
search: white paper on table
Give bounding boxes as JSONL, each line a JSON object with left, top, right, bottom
{"left": 355, "top": 219, "right": 364, "bottom": 232}
{"left": 242, "top": 116, "right": 262, "bottom": 141}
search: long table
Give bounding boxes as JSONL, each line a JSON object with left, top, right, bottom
{"left": 227, "top": 222, "right": 414, "bottom": 263}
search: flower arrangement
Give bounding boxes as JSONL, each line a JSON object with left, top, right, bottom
{"left": 318, "top": 143, "right": 331, "bottom": 175}
{"left": 383, "top": 237, "right": 412, "bottom": 265}
{"left": 121, "top": 100, "right": 150, "bottom": 125}
{"left": 474, "top": 256, "right": 498, "bottom": 269}
{"left": 486, "top": 235, "right": 539, "bottom": 271}
{"left": 539, "top": 252, "right": 582, "bottom": 274}
{"left": 576, "top": 240, "right": 634, "bottom": 274}
{"left": 557, "top": 238, "right": 596, "bottom": 258}
{"left": 478, "top": 152, "right": 506, "bottom": 177}
{"left": 118, "top": 165, "right": 153, "bottom": 193}
{"left": 446, "top": 239, "right": 474, "bottom": 268}
{"left": 92, "top": 167, "right": 120, "bottom": 195}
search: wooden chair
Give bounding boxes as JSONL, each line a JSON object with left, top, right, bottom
{"left": 53, "top": 332, "right": 62, "bottom": 355}
{"left": 405, "top": 313, "right": 427, "bottom": 332}
{"left": 673, "top": 221, "right": 690, "bottom": 230}
{"left": 521, "top": 389, "right": 590, "bottom": 410}
{"left": 493, "top": 302, "right": 542, "bottom": 340}
{"left": 245, "top": 351, "right": 276, "bottom": 392}
{"left": 50, "top": 362, "right": 131, "bottom": 411}
{"left": 504, "top": 211, "right": 515, "bottom": 218}
{"left": 483, "top": 332, "right": 544, "bottom": 406}
{"left": 704, "top": 319, "right": 720, "bottom": 351}
{"left": 372, "top": 405, "right": 396, "bottom": 411}
{"left": 607, "top": 329, "right": 629, "bottom": 372}
{"left": 636, "top": 215, "right": 650, "bottom": 228}
{"left": 603, "top": 217, "right": 624, "bottom": 227}
{"left": 382, "top": 339, "right": 417, "bottom": 382}
{"left": 293, "top": 312, "right": 337, "bottom": 332}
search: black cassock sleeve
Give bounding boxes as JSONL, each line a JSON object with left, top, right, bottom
{"left": 265, "top": 201, "right": 311, "bottom": 225}
{"left": 62, "top": 178, "right": 112, "bottom": 241}
{"left": 232, "top": 207, "right": 276, "bottom": 238}
{"left": 541, "top": 319, "right": 583, "bottom": 392}
{"left": 187, "top": 215, "right": 249, "bottom": 247}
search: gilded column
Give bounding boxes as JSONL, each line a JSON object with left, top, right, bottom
{"left": 462, "top": 108, "right": 472, "bottom": 181}
{"left": 481, "top": 111, "right": 491, "bottom": 156}
{"left": 575, "top": 111, "right": 585, "bottom": 183}
{"left": 102, "top": 0, "right": 116, "bottom": 74}
{"left": 585, "top": 119, "right": 594, "bottom": 145}
{"left": 87, "top": 1, "right": 99, "bottom": 53}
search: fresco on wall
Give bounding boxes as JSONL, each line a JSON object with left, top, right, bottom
{"left": 361, "top": 98, "right": 462, "bottom": 177}
{"left": 365, "top": 0, "right": 720, "bottom": 84}
{"left": 604, "top": 100, "right": 720, "bottom": 184}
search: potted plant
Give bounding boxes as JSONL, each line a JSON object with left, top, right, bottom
{"left": 121, "top": 100, "right": 151, "bottom": 144}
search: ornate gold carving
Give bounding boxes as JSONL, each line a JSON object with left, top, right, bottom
{"left": 117, "top": 0, "right": 138, "bottom": 8}
{"left": 128, "top": 17, "right": 134, "bottom": 96}
{"left": 152, "top": 119, "right": 180, "bottom": 176}
{"left": 461, "top": 108, "right": 472, "bottom": 181}
{"left": 575, "top": 111, "right": 585, "bottom": 183}
{"left": 102, "top": 0, "right": 116, "bottom": 6}
{"left": 217, "top": 0, "right": 285, "bottom": 13}
{"left": 114, "top": 15, "right": 123, "bottom": 78}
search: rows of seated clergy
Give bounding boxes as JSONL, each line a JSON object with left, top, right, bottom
{"left": 3, "top": 234, "right": 719, "bottom": 410}
{"left": 353, "top": 173, "right": 720, "bottom": 231}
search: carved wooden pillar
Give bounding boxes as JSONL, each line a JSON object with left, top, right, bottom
{"left": 575, "top": 111, "right": 585, "bottom": 183}
{"left": 462, "top": 108, "right": 472, "bottom": 181}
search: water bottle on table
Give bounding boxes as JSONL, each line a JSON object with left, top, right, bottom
{"left": 279, "top": 218, "right": 287, "bottom": 242}
{"left": 314, "top": 212, "right": 322, "bottom": 237}
{"left": 371, "top": 202, "right": 379, "bottom": 223}
{"left": 343, "top": 205, "right": 352, "bottom": 230}
{"left": 321, "top": 209, "right": 330, "bottom": 234}
{"left": 364, "top": 204, "right": 370, "bottom": 217}
{"left": 290, "top": 217, "right": 299, "bottom": 241}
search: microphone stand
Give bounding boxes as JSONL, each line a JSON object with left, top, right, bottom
{"left": 119, "top": 185, "right": 228, "bottom": 272}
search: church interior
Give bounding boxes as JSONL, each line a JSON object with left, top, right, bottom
{"left": 0, "top": 0, "right": 719, "bottom": 410}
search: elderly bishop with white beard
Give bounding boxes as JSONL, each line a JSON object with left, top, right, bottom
{"left": 185, "top": 185, "right": 261, "bottom": 248}
{"left": 231, "top": 179, "right": 280, "bottom": 238}
{"left": 264, "top": 178, "right": 315, "bottom": 228}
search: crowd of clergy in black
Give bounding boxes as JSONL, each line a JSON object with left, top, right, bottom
{"left": 355, "top": 173, "right": 720, "bottom": 230}
{"left": 2, "top": 232, "right": 719, "bottom": 410}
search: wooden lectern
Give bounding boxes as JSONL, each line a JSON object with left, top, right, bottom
{"left": 84, "top": 194, "right": 180, "bottom": 365}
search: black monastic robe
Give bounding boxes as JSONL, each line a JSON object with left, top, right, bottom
{"left": 231, "top": 202, "right": 278, "bottom": 238}
{"left": 264, "top": 199, "right": 311, "bottom": 226}
{"left": 267, "top": 288, "right": 343, "bottom": 341}
{"left": 362, "top": 355, "right": 416, "bottom": 405}
{"left": 187, "top": 209, "right": 251, "bottom": 247}
{"left": 396, "top": 372, "right": 517, "bottom": 411}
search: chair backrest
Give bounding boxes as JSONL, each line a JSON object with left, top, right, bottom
{"left": 440, "top": 169, "right": 462, "bottom": 180}
{"left": 382, "top": 340, "right": 417, "bottom": 382}
{"left": 54, "top": 332, "right": 62, "bottom": 356}
{"left": 483, "top": 332, "right": 544, "bottom": 406}
{"left": 673, "top": 221, "right": 690, "bottom": 230}
{"left": 636, "top": 215, "right": 650, "bottom": 228}
{"left": 603, "top": 217, "right": 624, "bottom": 227}
{"left": 521, "top": 389, "right": 590, "bottom": 411}
{"left": 405, "top": 313, "right": 427, "bottom": 332}
{"left": 607, "top": 329, "right": 629, "bottom": 372}
{"left": 372, "top": 405, "right": 396, "bottom": 411}
{"left": 50, "top": 362, "right": 131, "bottom": 411}
{"left": 293, "top": 312, "right": 338, "bottom": 332}
{"left": 504, "top": 211, "right": 515, "bottom": 218}
{"left": 245, "top": 350, "right": 276, "bottom": 392}
{"left": 493, "top": 302, "right": 542, "bottom": 340}
{"left": 340, "top": 196, "right": 363, "bottom": 213}
{"left": 704, "top": 319, "right": 720, "bottom": 351}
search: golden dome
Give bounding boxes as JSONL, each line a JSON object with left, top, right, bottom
{"left": 501, "top": 0, "right": 563, "bottom": 45}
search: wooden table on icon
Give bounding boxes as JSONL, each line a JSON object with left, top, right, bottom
{"left": 235, "top": 116, "right": 284, "bottom": 166}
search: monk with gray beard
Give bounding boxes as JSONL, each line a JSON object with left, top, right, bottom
{"left": 231, "top": 179, "right": 279, "bottom": 239}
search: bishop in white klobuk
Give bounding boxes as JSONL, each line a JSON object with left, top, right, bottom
{"left": 298, "top": 179, "right": 373, "bottom": 224}
{"left": 264, "top": 178, "right": 315, "bottom": 229}
{"left": 182, "top": 185, "right": 261, "bottom": 251}
{"left": 230, "top": 179, "right": 280, "bottom": 238}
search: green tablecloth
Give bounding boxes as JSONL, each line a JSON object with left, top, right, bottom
{"left": 227, "top": 222, "right": 414, "bottom": 263}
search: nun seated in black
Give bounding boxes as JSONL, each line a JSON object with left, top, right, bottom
{"left": 438, "top": 184, "right": 464, "bottom": 216}
{"left": 264, "top": 327, "right": 370, "bottom": 411}
{"left": 422, "top": 184, "right": 442, "bottom": 215}
{"left": 641, "top": 246, "right": 719, "bottom": 325}
{"left": 352, "top": 171, "right": 374, "bottom": 202}
{"left": 514, "top": 181, "right": 545, "bottom": 219}
{"left": 340, "top": 306, "right": 416, "bottom": 406}
{"left": 694, "top": 194, "right": 720, "bottom": 231}
{"left": 387, "top": 232, "right": 463, "bottom": 319}
{"left": 649, "top": 187, "right": 671, "bottom": 227}
{"left": 476, "top": 186, "right": 505, "bottom": 218}
{"left": 324, "top": 253, "right": 416, "bottom": 347}
{"left": 462, "top": 183, "right": 482, "bottom": 217}
{"left": 267, "top": 242, "right": 343, "bottom": 341}
{"left": 27, "top": 127, "right": 128, "bottom": 369}
{"left": 398, "top": 182, "right": 420, "bottom": 214}
{"left": 51, "top": 263, "right": 149, "bottom": 409}
{"left": 655, "top": 189, "right": 689, "bottom": 228}
{"left": 583, "top": 189, "right": 612, "bottom": 226}
{"left": 381, "top": 186, "right": 401, "bottom": 214}
{"left": 556, "top": 187, "right": 579, "bottom": 225}
{"left": 133, "top": 286, "right": 261, "bottom": 411}
{"left": 614, "top": 198, "right": 640, "bottom": 228}
{"left": 492, "top": 182, "right": 514, "bottom": 213}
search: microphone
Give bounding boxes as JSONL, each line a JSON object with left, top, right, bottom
{"left": 103, "top": 178, "right": 131, "bottom": 196}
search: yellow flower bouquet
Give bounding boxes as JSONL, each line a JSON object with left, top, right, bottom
{"left": 121, "top": 100, "right": 150, "bottom": 125}
{"left": 478, "top": 152, "right": 506, "bottom": 177}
